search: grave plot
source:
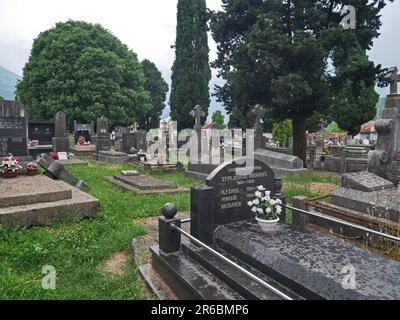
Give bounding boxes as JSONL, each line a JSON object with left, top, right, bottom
{"left": 300, "top": 83, "right": 400, "bottom": 249}
{"left": 0, "top": 175, "right": 99, "bottom": 229}
{"left": 105, "top": 171, "right": 188, "bottom": 194}
{"left": 139, "top": 160, "right": 184, "bottom": 173}
{"left": 138, "top": 157, "right": 400, "bottom": 300}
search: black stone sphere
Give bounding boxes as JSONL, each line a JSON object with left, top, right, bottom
{"left": 161, "top": 203, "right": 178, "bottom": 219}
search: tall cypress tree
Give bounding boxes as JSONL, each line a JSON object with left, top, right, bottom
{"left": 210, "top": 0, "right": 390, "bottom": 164}
{"left": 170, "top": 0, "right": 211, "bottom": 130}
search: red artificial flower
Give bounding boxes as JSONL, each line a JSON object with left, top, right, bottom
{"left": 50, "top": 153, "right": 58, "bottom": 160}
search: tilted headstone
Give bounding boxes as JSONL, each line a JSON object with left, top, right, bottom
{"left": 368, "top": 66, "right": 400, "bottom": 185}
{"left": 39, "top": 153, "right": 89, "bottom": 192}
{"left": 53, "top": 111, "right": 69, "bottom": 153}
{"left": 341, "top": 171, "right": 393, "bottom": 192}
{"left": 0, "top": 100, "right": 28, "bottom": 157}
{"left": 190, "top": 158, "right": 285, "bottom": 244}
{"left": 95, "top": 116, "right": 111, "bottom": 153}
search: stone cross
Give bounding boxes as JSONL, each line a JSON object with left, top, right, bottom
{"left": 319, "top": 119, "right": 327, "bottom": 131}
{"left": 190, "top": 105, "right": 205, "bottom": 130}
{"left": 386, "top": 67, "right": 400, "bottom": 95}
{"left": 252, "top": 104, "right": 265, "bottom": 129}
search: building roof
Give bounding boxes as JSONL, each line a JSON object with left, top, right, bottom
{"left": 202, "top": 123, "right": 216, "bottom": 129}
{"left": 360, "top": 121, "right": 375, "bottom": 134}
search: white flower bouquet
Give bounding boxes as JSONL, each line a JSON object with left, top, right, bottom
{"left": 247, "top": 185, "right": 282, "bottom": 221}
{"left": 1, "top": 154, "right": 22, "bottom": 174}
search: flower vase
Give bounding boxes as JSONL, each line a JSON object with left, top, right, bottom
{"left": 255, "top": 217, "right": 280, "bottom": 232}
{"left": 2, "top": 171, "right": 18, "bottom": 179}
{"left": 27, "top": 169, "right": 38, "bottom": 176}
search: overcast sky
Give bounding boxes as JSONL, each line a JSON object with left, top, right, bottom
{"left": 0, "top": 0, "right": 399, "bottom": 117}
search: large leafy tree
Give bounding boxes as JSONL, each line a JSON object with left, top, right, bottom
{"left": 212, "top": 110, "right": 226, "bottom": 129}
{"left": 210, "top": 0, "right": 391, "bottom": 164}
{"left": 140, "top": 59, "right": 169, "bottom": 130}
{"left": 170, "top": 0, "right": 211, "bottom": 130}
{"left": 16, "top": 20, "right": 150, "bottom": 128}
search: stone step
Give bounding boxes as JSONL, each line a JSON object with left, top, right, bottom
{"left": 214, "top": 221, "right": 400, "bottom": 300}
{"left": 181, "top": 241, "right": 302, "bottom": 300}
{"left": 150, "top": 245, "right": 245, "bottom": 300}
{"left": 0, "top": 183, "right": 99, "bottom": 229}
{"left": 0, "top": 175, "right": 72, "bottom": 208}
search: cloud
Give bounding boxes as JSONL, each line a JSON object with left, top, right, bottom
{"left": 0, "top": 0, "right": 398, "bottom": 121}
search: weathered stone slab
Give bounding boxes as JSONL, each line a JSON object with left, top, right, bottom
{"left": 342, "top": 171, "right": 393, "bottom": 192}
{"left": 113, "top": 175, "right": 177, "bottom": 190}
{"left": 96, "top": 150, "right": 128, "bottom": 163}
{"left": 214, "top": 222, "right": 400, "bottom": 300}
{"left": 330, "top": 187, "right": 400, "bottom": 222}
{"left": 254, "top": 149, "right": 307, "bottom": 175}
{"left": 0, "top": 175, "right": 72, "bottom": 208}
{"left": 0, "top": 178, "right": 99, "bottom": 229}
{"left": 121, "top": 170, "right": 139, "bottom": 176}
{"left": 106, "top": 174, "right": 186, "bottom": 194}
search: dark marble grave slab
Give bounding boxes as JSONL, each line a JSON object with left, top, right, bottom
{"left": 214, "top": 222, "right": 400, "bottom": 300}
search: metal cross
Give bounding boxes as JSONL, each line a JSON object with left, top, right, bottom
{"left": 190, "top": 105, "right": 205, "bottom": 128}
{"left": 386, "top": 66, "right": 400, "bottom": 95}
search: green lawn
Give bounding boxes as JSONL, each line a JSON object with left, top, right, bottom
{"left": 0, "top": 161, "right": 339, "bottom": 299}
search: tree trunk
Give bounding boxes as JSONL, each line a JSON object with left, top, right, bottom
{"left": 292, "top": 115, "right": 307, "bottom": 167}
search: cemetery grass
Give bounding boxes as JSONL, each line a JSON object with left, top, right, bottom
{"left": 0, "top": 161, "right": 339, "bottom": 299}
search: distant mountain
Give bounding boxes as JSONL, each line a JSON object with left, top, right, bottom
{"left": 0, "top": 66, "right": 21, "bottom": 100}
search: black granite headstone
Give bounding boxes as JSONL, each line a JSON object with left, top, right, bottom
{"left": 0, "top": 100, "right": 28, "bottom": 157}
{"left": 191, "top": 157, "right": 282, "bottom": 244}
{"left": 122, "top": 132, "right": 136, "bottom": 154}
{"left": 28, "top": 120, "right": 55, "bottom": 145}
{"left": 73, "top": 120, "right": 94, "bottom": 144}
{"left": 53, "top": 111, "right": 69, "bottom": 153}
{"left": 95, "top": 116, "right": 111, "bottom": 153}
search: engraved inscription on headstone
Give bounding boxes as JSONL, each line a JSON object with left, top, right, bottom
{"left": 206, "top": 158, "right": 275, "bottom": 224}
{"left": 190, "top": 157, "right": 283, "bottom": 244}
{"left": 0, "top": 100, "right": 28, "bottom": 157}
